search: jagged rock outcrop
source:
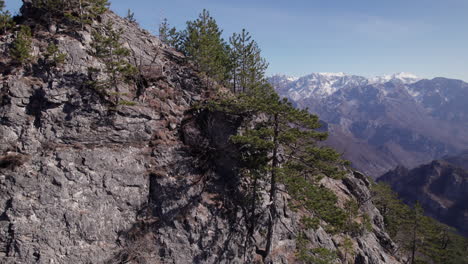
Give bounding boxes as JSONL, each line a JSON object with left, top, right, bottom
{"left": 0, "top": 3, "right": 402, "bottom": 263}
{"left": 379, "top": 152, "right": 468, "bottom": 236}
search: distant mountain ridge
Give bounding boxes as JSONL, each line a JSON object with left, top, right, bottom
{"left": 269, "top": 73, "right": 468, "bottom": 177}
{"left": 379, "top": 151, "right": 468, "bottom": 236}
{"left": 270, "top": 72, "right": 420, "bottom": 100}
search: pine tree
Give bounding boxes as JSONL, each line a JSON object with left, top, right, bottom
{"left": 229, "top": 29, "right": 268, "bottom": 93}
{"left": 371, "top": 182, "right": 468, "bottom": 264}
{"left": 182, "top": 9, "right": 231, "bottom": 86}
{"left": 371, "top": 182, "right": 409, "bottom": 238}
{"left": 297, "top": 233, "right": 338, "bottom": 264}
{"left": 218, "top": 84, "right": 348, "bottom": 257}
{"left": 90, "top": 22, "right": 136, "bottom": 103}
{"left": 158, "top": 18, "right": 182, "bottom": 49}
{"left": 0, "top": 0, "right": 14, "bottom": 34}
{"left": 125, "top": 9, "right": 136, "bottom": 23}
{"left": 44, "top": 43, "right": 66, "bottom": 66}
{"left": 406, "top": 203, "right": 425, "bottom": 264}
{"left": 10, "top": 25, "right": 33, "bottom": 64}
{"left": 31, "top": 0, "right": 109, "bottom": 28}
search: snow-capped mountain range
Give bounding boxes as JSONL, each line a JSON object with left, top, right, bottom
{"left": 269, "top": 73, "right": 468, "bottom": 177}
{"left": 270, "top": 72, "right": 421, "bottom": 100}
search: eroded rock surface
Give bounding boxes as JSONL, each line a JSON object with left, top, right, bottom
{"left": 0, "top": 4, "right": 402, "bottom": 264}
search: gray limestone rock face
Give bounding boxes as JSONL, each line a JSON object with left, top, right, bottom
{"left": 0, "top": 4, "right": 403, "bottom": 264}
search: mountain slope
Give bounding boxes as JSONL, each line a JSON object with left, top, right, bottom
{"left": 0, "top": 2, "right": 403, "bottom": 263}
{"left": 270, "top": 73, "right": 468, "bottom": 177}
{"left": 378, "top": 152, "right": 468, "bottom": 236}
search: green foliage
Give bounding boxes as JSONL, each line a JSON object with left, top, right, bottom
{"left": 125, "top": 9, "right": 136, "bottom": 23}
{"left": 44, "top": 43, "right": 66, "bottom": 66}
{"left": 283, "top": 172, "right": 347, "bottom": 232}
{"left": 162, "top": 10, "right": 268, "bottom": 90}
{"left": 229, "top": 29, "right": 268, "bottom": 93}
{"left": 300, "top": 216, "right": 320, "bottom": 230}
{"left": 158, "top": 18, "right": 183, "bottom": 49}
{"left": 0, "top": 11, "right": 14, "bottom": 34}
{"left": 90, "top": 21, "right": 136, "bottom": 99}
{"left": 181, "top": 9, "right": 231, "bottom": 85}
{"left": 0, "top": 1, "right": 14, "bottom": 34}
{"left": 10, "top": 25, "right": 32, "bottom": 64}
{"left": 297, "top": 233, "right": 338, "bottom": 264}
{"left": 371, "top": 182, "right": 408, "bottom": 237}
{"left": 205, "top": 83, "right": 349, "bottom": 256}
{"left": 343, "top": 199, "right": 362, "bottom": 235}
{"left": 32, "top": 0, "right": 109, "bottom": 26}
{"left": 184, "top": 8, "right": 349, "bottom": 259}
{"left": 118, "top": 100, "right": 137, "bottom": 106}
{"left": 372, "top": 182, "right": 468, "bottom": 264}
{"left": 362, "top": 214, "right": 373, "bottom": 232}
{"left": 340, "top": 236, "right": 355, "bottom": 261}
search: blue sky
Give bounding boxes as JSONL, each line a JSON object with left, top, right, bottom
{"left": 6, "top": 0, "right": 468, "bottom": 80}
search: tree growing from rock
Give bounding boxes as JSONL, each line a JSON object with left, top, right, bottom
{"left": 31, "top": 0, "right": 109, "bottom": 28}
{"left": 44, "top": 43, "right": 66, "bottom": 66}
{"left": 0, "top": 0, "right": 14, "bottom": 34}
{"left": 209, "top": 83, "right": 349, "bottom": 259}
{"left": 125, "top": 9, "right": 136, "bottom": 23}
{"left": 371, "top": 182, "right": 468, "bottom": 264}
{"left": 90, "top": 21, "right": 136, "bottom": 103}
{"left": 158, "top": 18, "right": 182, "bottom": 49}
{"left": 10, "top": 25, "right": 32, "bottom": 64}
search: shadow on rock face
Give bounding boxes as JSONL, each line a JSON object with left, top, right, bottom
{"left": 105, "top": 110, "right": 259, "bottom": 264}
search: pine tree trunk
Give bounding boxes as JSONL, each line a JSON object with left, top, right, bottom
{"left": 242, "top": 56, "right": 246, "bottom": 93}
{"left": 411, "top": 214, "right": 418, "bottom": 264}
{"left": 233, "top": 71, "right": 237, "bottom": 94}
{"left": 249, "top": 174, "right": 258, "bottom": 236}
{"left": 265, "top": 113, "right": 279, "bottom": 257}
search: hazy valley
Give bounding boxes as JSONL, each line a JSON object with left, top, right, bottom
{"left": 270, "top": 73, "right": 468, "bottom": 177}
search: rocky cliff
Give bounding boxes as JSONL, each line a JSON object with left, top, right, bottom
{"left": 0, "top": 3, "right": 402, "bottom": 263}
{"left": 379, "top": 152, "right": 468, "bottom": 236}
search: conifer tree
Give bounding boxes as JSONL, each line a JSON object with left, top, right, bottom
{"left": 31, "top": 0, "right": 109, "bottom": 28}
{"left": 217, "top": 84, "right": 348, "bottom": 257}
{"left": 158, "top": 18, "right": 182, "bottom": 49}
{"left": 371, "top": 182, "right": 409, "bottom": 237}
{"left": 125, "top": 9, "right": 136, "bottom": 23}
{"left": 229, "top": 29, "right": 268, "bottom": 93}
{"left": 371, "top": 182, "right": 468, "bottom": 264}
{"left": 90, "top": 22, "right": 136, "bottom": 103}
{"left": 11, "top": 25, "right": 32, "bottom": 64}
{"left": 0, "top": 0, "right": 14, "bottom": 34}
{"left": 407, "top": 203, "right": 425, "bottom": 264}
{"left": 182, "top": 9, "right": 230, "bottom": 86}
{"left": 44, "top": 43, "right": 66, "bottom": 67}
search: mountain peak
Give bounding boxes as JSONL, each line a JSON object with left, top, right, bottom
{"left": 369, "top": 72, "right": 420, "bottom": 84}
{"left": 269, "top": 71, "right": 424, "bottom": 101}
{"left": 316, "top": 72, "right": 347, "bottom": 77}
{"left": 392, "top": 72, "right": 419, "bottom": 79}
